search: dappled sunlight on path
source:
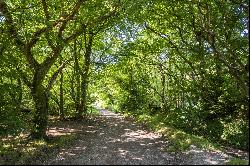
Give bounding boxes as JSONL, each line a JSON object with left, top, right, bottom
{"left": 32, "top": 109, "right": 242, "bottom": 165}
{"left": 41, "top": 109, "right": 179, "bottom": 165}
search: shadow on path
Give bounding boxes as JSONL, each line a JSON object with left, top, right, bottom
{"left": 33, "top": 109, "right": 241, "bottom": 165}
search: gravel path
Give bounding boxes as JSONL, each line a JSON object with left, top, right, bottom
{"left": 36, "top": 110, "right": 248, "bottom": 165}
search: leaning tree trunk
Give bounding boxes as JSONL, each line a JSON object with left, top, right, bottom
{"left": 30, "top": 85, "right": 49, "bottom": 139}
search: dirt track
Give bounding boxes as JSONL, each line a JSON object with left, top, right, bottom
{"left": 32, "top": 110, "right": 248, "bottom": 165}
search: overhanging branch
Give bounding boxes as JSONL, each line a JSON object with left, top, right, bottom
{"left": 47, "top": 57, "right": 73, "bottom": 91}
{"left": 145, "top": 23, "right": 198, "bottom": 80}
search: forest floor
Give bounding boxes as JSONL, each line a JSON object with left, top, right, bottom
{"left": 24, "top": 109, "right": 249, "bottom": 165}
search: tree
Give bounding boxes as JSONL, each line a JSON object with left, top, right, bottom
{"left": 0, "top": 0, "right": 121, "bottom": 138}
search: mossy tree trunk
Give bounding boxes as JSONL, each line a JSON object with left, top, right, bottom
{"left": 30, "top": 83, "right": 49, "bottom": 139}
{"left": 77, "top": 33, "right": 93, "bottom": 118}
{"left": 73, "top": 39, "right": 81, "bottom": 114}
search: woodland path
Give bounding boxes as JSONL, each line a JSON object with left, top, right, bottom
{"left": 33, "top": 109, "right": 248, "bottom": 165}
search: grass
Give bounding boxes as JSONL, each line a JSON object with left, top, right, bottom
{"left": 126, "top": 111, "right": 249, "bottom": 165}
{"left": 226, "top": 157, "right": 249, "bottom": 165}
{"left": 0, "top": 133, "right": 77, "bottom": 165}
{"left": 157, "top": 126, "right": 222, "bottom": 152}
{"left": 125, "top": 112, "right": 222, "bottom": 152}
{"left": 0, "top": 112, "right": 101, "bottom": 165}
{"left": 0, "top": 120, "right": 78, "bottom": 165}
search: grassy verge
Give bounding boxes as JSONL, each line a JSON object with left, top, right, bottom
{"left": 0, "top": 113, "right": 101, "bottom": 165}
{"left": 0, "top": 115, "right": 85, "bottom": 165}
{"left": 0, "top": 132, "right": 77, "bottom": 165}
{"left": 226, "top": 157, "right": 249, "bottom": 165}
{"left": 124, "top": 112, "right": 249, "bottom": 164}
{"left": 124, "top": 112, "right": 221, "bottom": 152}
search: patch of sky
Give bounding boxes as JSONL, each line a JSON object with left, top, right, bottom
{"left": 113, "top": 19, "right": 144, "bottom": 43}
{"left": 240, "top": 29, "right": 248, "bottom": 37}
{"left": 0, "top": 16, "right": 5, "bottom": 22}
{"left": 159, "top": 52, "right": 168, "bottom": 62}
{"left": 92, "top": 52, "right": 118, "bottom": 72}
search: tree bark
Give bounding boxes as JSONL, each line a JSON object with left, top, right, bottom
{"left": 77, "top": 33, "right": 93, "bottom": 118}
{"left": 30, "top": 84, "right": 48, "bottom": 139}
{"left": 17, "top": 78, "right": 23, "bottom": 108}
{"left": 158, "top": 64, "right": 167, "bottom": 113}
{"left": 59, "top": 64, "right": 64, "bottom": 119}
{"left": 73, "top": 39, "right": 81, "bottom": 114}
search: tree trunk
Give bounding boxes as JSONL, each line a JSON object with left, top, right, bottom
{"left": 161, "top": 71, "right": 167, "bottom": 112}
{"left": 77, "top": 33, "right": 93, "bottom": 118}
{"left": 75, "top": 74, "right": 81, "bottom": 113}
{"left": 59, "top": 69, "right": 64, "bottom": 119}
{"left": 17, "top": 78, "right": 23, "bottom": 108}
{"left": 73, "top": 39, "right": 81, "bottom": 114}
{"left": 79, "top": 79, "right": 88, "bottom": 117}
{"left": 78, "top": 56, "right": 90, "bottom": 117}
{"left": 59, "top": 54, "right": 64, "bottom": 119}
{"left": 30, "top": 85, "right": 48, "bottom": 139}
{"left": 159, "top": 64, "right": 167, "bottom": 113}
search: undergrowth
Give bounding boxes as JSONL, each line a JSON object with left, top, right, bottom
{"left": 0, "top": 124, "right": 77, "bottom": 165}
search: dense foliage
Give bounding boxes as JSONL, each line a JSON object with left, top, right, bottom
{"left": 0, "top": 0, "right": 248, "bottom": 150}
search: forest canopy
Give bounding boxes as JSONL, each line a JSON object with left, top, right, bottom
{"left": 0, "top": 0, "right": 249, "bottom": 150}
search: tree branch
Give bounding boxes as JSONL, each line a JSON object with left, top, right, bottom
{"left": 47, "top": 57, "right": 72, "bottom": 91}
{"left": 58, "top": 0, "right": 87, "bottom": 39}
{"left": 65, "top": 23, "right": 87, "bottom": 42}
{"left": 41, "top": 0, "right": 87, "bottom": 72}
{"left": 0, "top": 0, "right": 40, "bottom": 69}
{"left": 0, "top": 0, "right": 24, "bottom": 47}
{"left": 16, "top": 66, "right": 32, "bottom": 88}
{"left": 28, "top": 0, "right": 87, "bottom": 51}
{"left": 145, "top": 23, "right": 198, "bottom": 79}
{"left": 65, "top": 1, "right": 121, "bottom": 42}
{"left": 41, "top": 0, "right": 50, "bottom": 21}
